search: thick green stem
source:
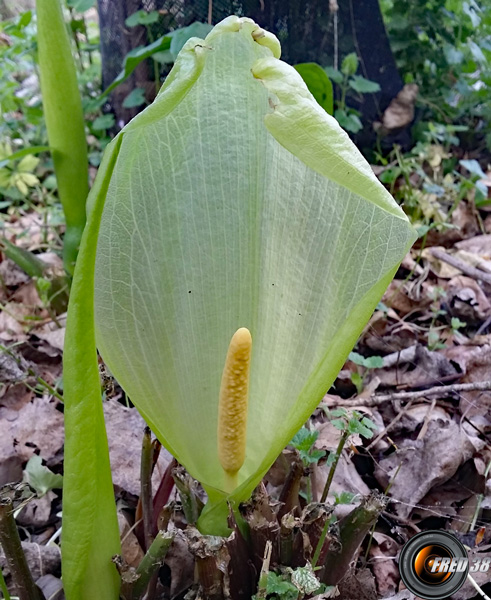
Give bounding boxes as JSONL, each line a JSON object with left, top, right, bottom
{"left": 62, "top": 137, "right": 123, "bottom": 600}
{"left": 36, "top": 0, "right": 89, "bottom": 275}
{"left": 131, "top": 532, "right": 173, "bottom": 599}
{"left": 0, "top": 498, "right": 43, "bottom": 600}
{"left": 322, "top": 492, "right": 388, "bottom": 586}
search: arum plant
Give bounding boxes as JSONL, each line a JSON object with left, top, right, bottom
{"left": 63, "top": 15, "right": 416, "bottom": 597}
{"left": 36, "top": 0, "right": 89, "bottom": 274}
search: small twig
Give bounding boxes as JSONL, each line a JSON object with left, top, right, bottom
{"left": 366, "top": 399, "right": 415, "bottom": 451}
{"left": 417, "top": 398, "right": 437, "bottom": 440}
{"left": 324, "top": 381, "right": 491, "bottom": 408}
{"left": 321, "top": 429, "right": 349, "bottom": 503}
{"left": 0, "top": 498, "right": 43, "bottom": 600}
{"left": 207, "top": 0, "right": 213, "bottom": 24}
{"left": 468, "top": 574, "right": 491, "bottom": 600}
{"left": 476, "top": 315, "right": 491, "bottom": 336}
{"left": 255, "top": 541, "right": 272, "bottom": 599}
{"left": 311, "top": 513, "right": 333, "bottom": 571}
{"left": 364, "top": 460, "right": 403, "bottom": 562}
{"left": 429, "top": 248, "right": 491, "bottom": 285}
{"left": 470, "top": 459, "right": 491, "bottom": 531}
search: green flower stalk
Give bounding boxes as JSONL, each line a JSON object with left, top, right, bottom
{"left": 63, "top": 17, "right": 417, "bottom": 578}
{"left": 36, "top": 0, "right": 89, "bottom": 274}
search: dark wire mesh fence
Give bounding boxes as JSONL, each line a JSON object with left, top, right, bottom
{"left": 97, "top": 0, "right": 404, "bottom": 146}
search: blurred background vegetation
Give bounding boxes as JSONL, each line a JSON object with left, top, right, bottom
{"left": 0, "top": 0, "right": 490, "bottom": 253}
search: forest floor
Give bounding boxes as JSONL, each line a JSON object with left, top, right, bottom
{"left": 1, "top": 187, "right": 491, "bottom": 599}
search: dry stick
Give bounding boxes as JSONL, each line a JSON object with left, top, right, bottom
{"left": 366, "top": 398, "right": 415, "bottom": 451}
{"left": 468, "top": 574, "right": 491, "bottom": 600}
{"left": 0, "top": 499, "right": 43, "bottom": 600}
{"left": 470, "top": 458, "right": 491, "bottom": 532}
{"left": 429, "top": 248, "right": 491, "bottom": 285}
{"left": 140, "top": 427, "right": 154, "bottom": 553}
{"left": 255, "top": 541, "right": 273, "bottom": 600}
{"left": 324, "top": 381, "right": 491, "bottom": 408}
{"left": 364, "top": 459, "right": 403, "bottom": 563}
{"left": 417, "top": 398, "right": 437, "bottom": 441}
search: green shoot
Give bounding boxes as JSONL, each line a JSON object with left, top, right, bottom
{"left": 36, "top": 0, "right": 89, "bottom": 274}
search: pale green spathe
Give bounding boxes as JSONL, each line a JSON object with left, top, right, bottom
{"left": 93, "top": 16, "right": 416, "bottom": 532}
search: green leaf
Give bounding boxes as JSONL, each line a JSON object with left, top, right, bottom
{"left": 152, "top": 50, "right": 174, "bottom": 64}
{"left": 24, "top": 455, "right": 63, "bottom": 497}
{"left": 348, "top": 75, "right": 381, "bottom": 94}
{"left": 291, "top": 427, "right": 318, "bottom": 452}
{"left": 290, "top": 564, "right": 321, "bottom": 594}
{"left": 460, "top": 158, "right": 486, "bottom": 179}
{"left": 17, "top": 155, "right": 39, "bottom": 172}
{"left": 92, "top": 114, "right": 115, "bottom": 131}
{"left": 349, "top": 351, "right": 383, "bottom": 368}
{"left": 356, "top": 423, "right": 374, "bottom": 438}
{"left": 101, "top": 36, "right": 173, "bottom": 97}
{"left": 451, "top": 317, "right": 466, "bottom": 330}
{"left": 125, "top": 10, "right": 159, "bottom": 27}
{"left": 334, "top": 109, "right": 363, "bottom": 133}
{"left": 294, "top": 62, "right": 333, "bottom": 115}
{"left": 328, "top": 408, "right": 347, "bottom": 418}
{"left": 80, "top": 16, "right": 415, "bottom": 536}
{"left": 334, "top": 491, "right": 358, "bottom": 504}
{"left": 265, "top": 572, "right": 299, "bottom": 599}
{"left": 341, "top": 52, "right": 359, "bottom": 76}
{"left": 331, "top": 419, "right": 347, "bottom": 431}
{"left": 62, "top": 137, "right": 123, "bottom": 600}
{"left": 305, "top": 449, "right": 326, "bottom": 464}
{"left": 18, "top": 10, "right": 32, "bottom": 27}
{"left": 361, "top": 416, "right": 377, "bottom": 430}
{"left": 351, "top": 371, "right": 363, "bottom": 394}
{"left": 67, "top": 0, "right": 96, "bottom": 12}
{"left": 324, "top": 66, "right": 343, "bottom": 84}
{"left": 468, "top": 40, "right": 486, "bottom": 63}
{"left": 0, "top": 146, "right": 50, "bottom": 170}
{"left": 122, "top": 87, "right": 147, "bottom": 108}
{"left": 170, "top": 22, "right": 214, "bottom": 60}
